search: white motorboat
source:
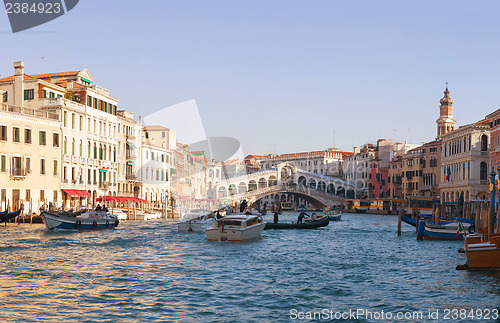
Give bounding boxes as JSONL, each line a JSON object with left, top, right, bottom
{"left": 206, "top": 214, "right": 266, "bottom": 242}
{"left": 178, "top": 209, "right": 215, "bottom": 232}
{"left": 42, "top": 210, "right": 118, "bottom": 231}
{"left": 110, "top": 209, "right": 128, "bottom": 220}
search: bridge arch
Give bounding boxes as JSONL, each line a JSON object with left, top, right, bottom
{"left": 318, "top": 181, "right": 326, "bottom": 192}
{"left": 238, "top": 182, "right": 247, "bottom": 193}
{"left": 258, "top": 178, "right": 267, "bottom": 188}
{"left": 337, "top": 186, "right": 345, "bottom": 196}
{"left": 327, "top": 184, "right": 335, "bottom": 194}
{"left": 268, "top": 175, "right": 278, "bottom": 187}
{"left": 298, "top": 176, "right": 307, "bottom": 186}
{"left": 308, "top": 179, "right": 317, "bottom": 189}
{"left": 228, "top": 184, "right": 237, "bottom": 195}
{"left": 248, "top": 180, "right": 257, "bottom": 191}
{"left": 218, "top": 187, "right": 227, "bottom": 198}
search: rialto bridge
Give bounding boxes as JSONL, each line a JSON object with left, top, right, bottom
{"left": 214, "top": 162, "right": 356, "bottom": 208}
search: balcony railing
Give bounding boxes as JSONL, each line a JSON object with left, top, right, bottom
{"left": 126, "top": 174, "right": 137, "bottom": 181}
{"left": 1, "top": 103, "right": 59, "bottom": 120}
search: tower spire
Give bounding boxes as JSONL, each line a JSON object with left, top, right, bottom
{"left": 436, "top": 84, "right": 456, "bottom": 139}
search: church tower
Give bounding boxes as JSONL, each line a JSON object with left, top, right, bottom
{"left": 436, "top": 86, "right": 456, "bottom": 138}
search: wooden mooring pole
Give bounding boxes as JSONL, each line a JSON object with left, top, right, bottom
{"left": 397, "top": 209, "right": 402, "bottom": 236}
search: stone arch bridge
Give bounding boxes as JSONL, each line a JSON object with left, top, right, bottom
{"left": 215, "top": 162, "right": 356, "bottom": 207}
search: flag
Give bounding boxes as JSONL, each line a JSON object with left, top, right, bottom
{"left": 481, "top": 230, "right": 485, "bottom": 243}
{"left": 457, "top": 222, "right": 464, "bottom": 238}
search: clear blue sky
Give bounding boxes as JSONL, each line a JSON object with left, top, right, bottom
{"left": 1, "top": 0, "right": 500, "bottom": 155}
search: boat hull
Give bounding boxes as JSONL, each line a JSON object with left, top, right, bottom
{"left": 466, "top": 246, "right": 500, "bottom": 270}
{"left": 206, "top": 222, "right": 266, "bottom": 241}
{"left": 265, "top": 217, "right": 329, "bottom": 230}
{"left": 420, "top": 222, "right": 472, "bottom": 240}
{"left": 42, "top": 212, "right": 118, "bottom": 231}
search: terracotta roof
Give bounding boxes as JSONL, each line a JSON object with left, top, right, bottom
{"left": 0, "top": 73, "right": 38, "bottom": 82}
{"left": 474, "top": 118, "right": 490, "bottom": 126}
{"left": 0, "top": 71, "right": 82, "bottom": 84}
{"left": 143, "top": 125, "right": 170, "bottom": 131}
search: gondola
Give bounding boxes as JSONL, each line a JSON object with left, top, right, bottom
{"left": 264, "top": 216, "right": 329, "bottom": 230}
{"left": 0, "top": 209, "right": 22, "bottom": 223}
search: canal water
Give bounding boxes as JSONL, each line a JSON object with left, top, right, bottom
{"left": 0, "top": 212, "right": 499, "bottom": 322}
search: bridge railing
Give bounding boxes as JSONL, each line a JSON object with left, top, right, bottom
{"left": 295, "top": 170, "right": 355, "bottom": 188}
{"left": 216, "top": 169, "right": 278, "bottom": 185}
{"left": 219, "top": 183, "right": 348, "bottom": 202}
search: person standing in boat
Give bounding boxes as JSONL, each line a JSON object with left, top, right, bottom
{"left": 239, "top": 200, "right": 248, "bottom": 213}
{"left": 273, "top": 212, "right": 279, "bottom": 224}
{"left": 297, "top": 210, "right": 308, "bottom": 224}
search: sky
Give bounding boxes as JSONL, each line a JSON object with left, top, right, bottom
{"left": 1, "top": 0, "right": 500, "bottom": 157}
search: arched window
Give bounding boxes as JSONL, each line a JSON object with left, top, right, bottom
{"left": 480, "top": 162, "right": 488, "bottom": 180}
{"left": 481, "top": 135, "right": 488, "bottom": 152}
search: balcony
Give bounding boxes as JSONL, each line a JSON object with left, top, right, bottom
{"left": 126, "top": 174, "right": 137, "bottom": 181}
{"left": 1, "top": 103, "right": 59, "bottom": 120}
{"left": 9, "top": 168, "right": 26, "bottom": 180}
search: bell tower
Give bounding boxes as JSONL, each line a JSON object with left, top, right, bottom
{"left": 436, "top": 85, "right": 456, "bottom": 138}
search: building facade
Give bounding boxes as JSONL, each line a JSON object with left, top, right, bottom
{"left": 439, "top": 120, "right": 490, "bottom": 202}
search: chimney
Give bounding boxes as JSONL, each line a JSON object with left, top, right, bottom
{"left": 13, "top": 61, "right": 24, "bottom": 106}
{"left": 354, "top": 146, "right": 358, "bottom": 154}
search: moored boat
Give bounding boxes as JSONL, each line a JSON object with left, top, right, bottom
{"left": 265, "top": 215, "right": 329, "bottom": 230}
{"left": 417, "top": 220, "right": 473, "bottom": 240}
{"left": 206, "top": 214, "right": 266, "bottom": 241}
{"left": 464, "top": 233, "right": 500, "bottom": 270}
{"left": 42, "top": 210, "right": 119, "bottom": 230}
{"left": 0, "top": 208, "right": 22, "bottom": 223}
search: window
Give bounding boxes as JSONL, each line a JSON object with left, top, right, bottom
{"left": 23, "top": 89, "right": 34, "bottom": 100}
{"left": 71, "top": 140, "right": 75, "bottom": 155}
{"left": 3, "top": 91, "right": 7, "bottom": 102}
{"left": 0, "top": 155, "right": 6, "bottom": 172}
{"left": 63, "top": 166, "right": 67, "bottom": 181}
{"left": 481, "top": 135, "right": 488, "bottom": 152}
{"left": 53, "top": 160, "right": 58, "bottom": 175}
{"left": 13, "top": 127, "right": 20, "bottom": 143}
{"left": 53, "top": 133, "right": 59, "bottom": 147}
{"left": 43, "top": 90, "right": 47, "bottom": 98}
{"left": 72, "top": 113, "right": 75, "bottom": 129}
{"left": 26, "top": 157, "right": 31, "bottom": 174}
{"left": 40, "top": 158, "right": 45, "bottom": 175}
{"left": 79, "top": 116, "right": 83, "bottom": 131}
{"left": 480, "top": 162, "right": 488, "bottom": 180}
{"left": 79, "top": 141, "right": 82, "bottom": 156}
{"left": 63, "top": 111, "right": 67, "bottom": 127}
{"left": 24, "top": 128, "right": 31, "bottom": 144}
{"left": 0, "top": 125, "right": 6, "bottom": 141}
{"left": 26, "top": 189, "right": 30, "bottom": 201}
{"left": 10, "top": 156, "right": 20, "bottom": 176}
{"left": 39, "top": 130, "right": 46, "bottom": 145}
{"left": 63, "top": 138, "right": 67, "bottom": 154}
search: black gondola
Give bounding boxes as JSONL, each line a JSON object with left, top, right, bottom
{"left": 264, "top": 216, "right": 329, "bottom": 230}
{"left": 0, "top": 209, "right": 22, "bottom": 223}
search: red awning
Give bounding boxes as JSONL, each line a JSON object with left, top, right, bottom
{"left": 96, "top": 195, "right": 119, "bottom": 202}
{"left": 76, "top": 190, "right": 91, "bottom": 197}
{"left": 115, "top": 196, "right": 146, "bottom": 203}
{"left": 63, "top": 190, "right": 91, "bottom": 197}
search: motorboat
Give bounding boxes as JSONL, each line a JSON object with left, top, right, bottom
{"left": 110, "top": 209, "right": 127, "bottom": 220}
{"left": 417, "top": 220, "right": 474, "bottom": 240}
{"left": 325, "top": 209, "right": 342, "bottom": 221}
{"left": 206, "top": 214, "right": 266, "bottom": 241}
{"left": 42, "top": 209, "right": 119, "bottom": 230}
{"left": 178, "top": 209, "right": 215, "bottom": 232}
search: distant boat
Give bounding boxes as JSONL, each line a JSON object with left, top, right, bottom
{"left": 325, "top": 209, "right": 342, "bottom": 221}
{"left": 265, "top": 216, "right": 329, "bottom": 230}
{"left": 42, "top": 210, "right": 119, "bottom": 231}
{"left": 0, "top": 209, "right": 22, "bottom": 223}
{"left": 178, "top": 209, "right": 214, "bottom": 232}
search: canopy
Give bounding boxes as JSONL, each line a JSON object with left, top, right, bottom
{"left": 115, "top": 196, "right": 147, "bottom": 203}
{"left": 63, "top": 189, "right": 91, "bottom": 197}
{"left": 96, "top": 195, "right": 120, "bottom": 202}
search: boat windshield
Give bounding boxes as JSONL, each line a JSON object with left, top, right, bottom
{"left": 217, "top": 220, "right": 242, "bottom": 227}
